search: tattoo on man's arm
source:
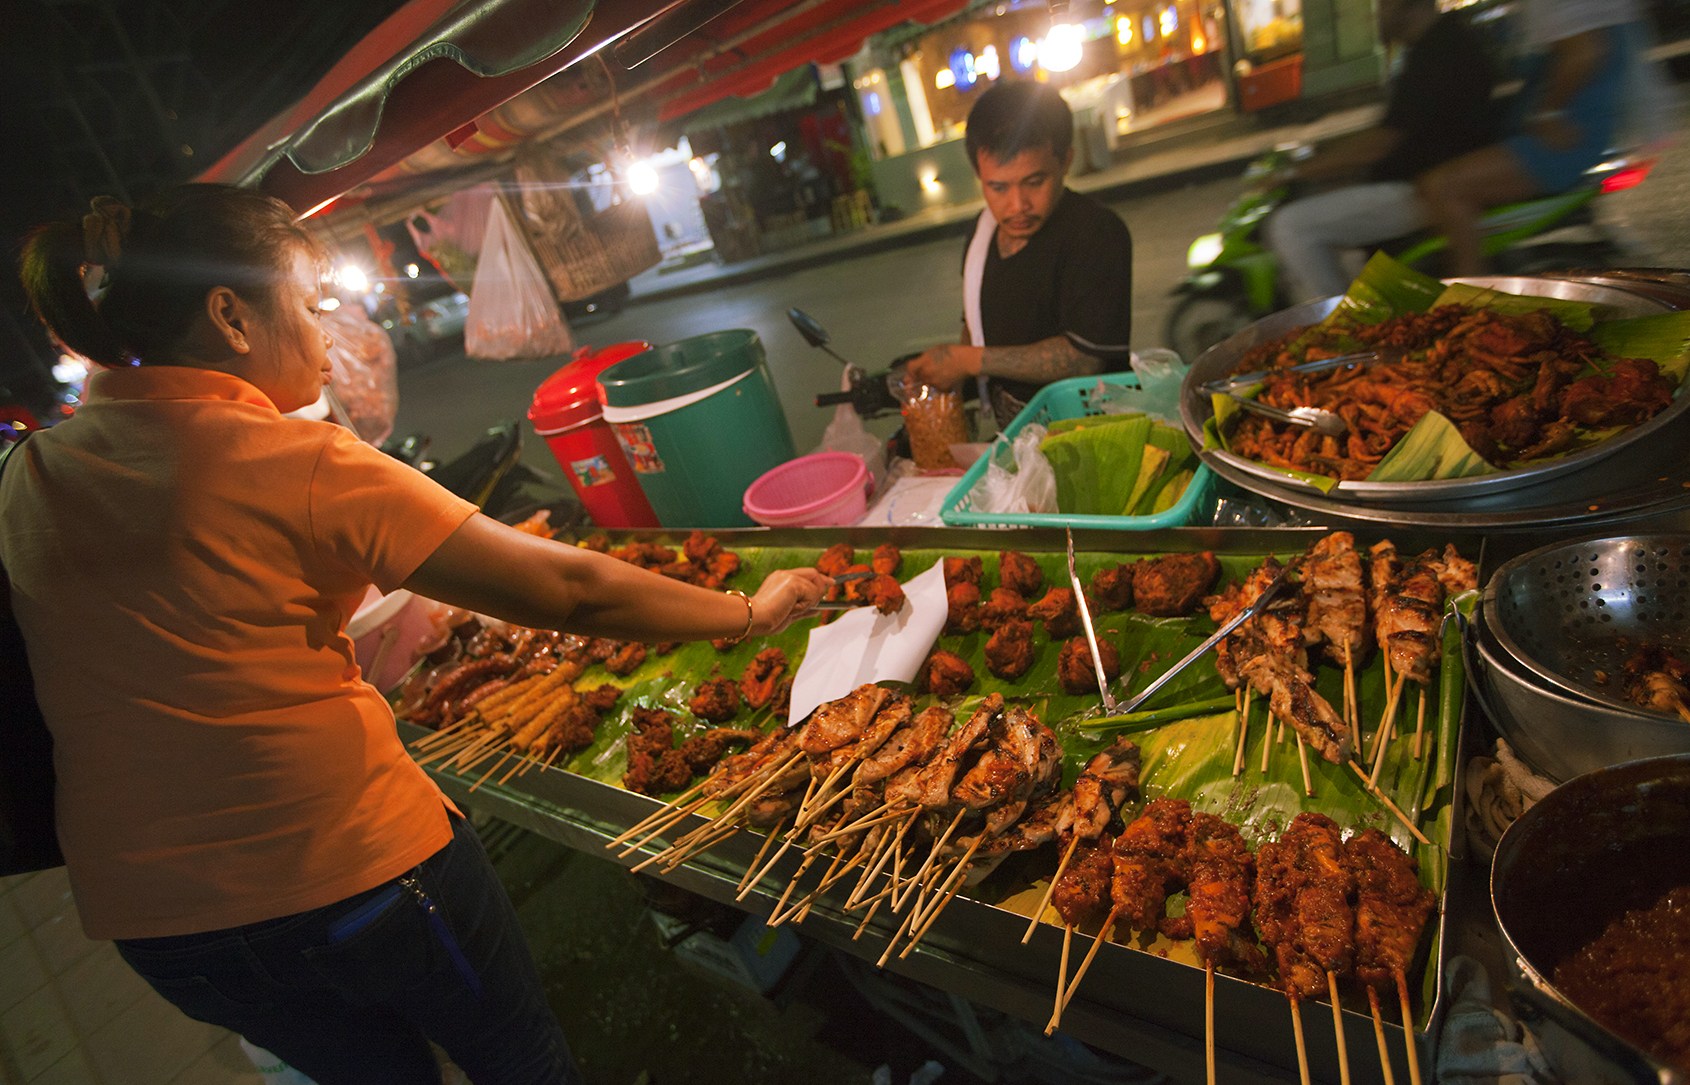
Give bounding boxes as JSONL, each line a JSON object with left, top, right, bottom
{"left": 980, "top": 336, "right": 1102, "bottom": 383}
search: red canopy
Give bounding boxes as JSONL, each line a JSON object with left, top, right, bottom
{"left": 199, "top": 0, "right": 973, "bottom": 220}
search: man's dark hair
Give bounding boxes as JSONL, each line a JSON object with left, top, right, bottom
{"left": 964, "top": 80, "right": 1073, "bottom": 170}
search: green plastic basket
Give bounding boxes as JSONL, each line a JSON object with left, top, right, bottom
{"left": 938, "top": 375, "right": 1215, "bottom": 530}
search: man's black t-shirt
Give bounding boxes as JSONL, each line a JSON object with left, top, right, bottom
{"left": 1371, "top": 11, "right": 1499, "bottom": 183}
{"left": 971, "top": 188, "right": 1134, "bottom": 408}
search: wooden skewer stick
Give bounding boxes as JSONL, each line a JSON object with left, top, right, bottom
{"left": 902, "top": 834, "right": 985, "bottom": 957}
{"left": 876, "top": 880, "right": 929, "bottom": 967}
{"left": 1289, "top": 995, "right": 1313, "bottom": 1085}
{"left": 655, "top": 823, "right": 739, "bottom": 874}
{"left": 1343, "top": 642, "right": 1356, "bottom": 732}
{"left": 496, "top": 748, "right": 538, "bottom": 786}
{"left": 735, "top": 805, "right": 812, "bottom": 902}
{"left": 1295, "top": 733, "right": 1315, "bottom": 797}
{"left": 739, "top": 816, "right": 790, "bottom": 893}
{"left": 1368, "top": 671, "right": 1404, "bottom": 767}
{"left": 523, "top": 744, "right": 565, "bottom": 776}
{"left": 797, "top": 761, "right": 854, "bottom": 828}
{"left": 845, "top": 823, "right": 903, "bottom": 908}
{"left": 805, "top": 804, "right": 911, "bottom": 849}
{"left": 607, "top": 776, "right": 714, "bottom": 847}
{"left": 1367, "top": 986, "right": 1398, "bottom": 1085}
{"left": 852, "top": 893, "right": 885, "bottom": 940}
{"left": 1412, "top": 688, "right": 1427, "bottom": 760}
{"left": 1047, "top": 924, "right": 1075, "bottom": 1036}
{"left": 468, "top": 749, "right": 515, "bottom": 793}
{"left": 1023, "top": 835, "right": 1083, "bottom": 944}
{"left": 1328, "top": 971, "right": 1353, "bottom": 1085}
{"left": 1347, "top": 760, "right": 1431, "bottom": 845}
{"left": 897, "top": 809, "right": 966, "bottom": 912}
{"left": 1205, "top": 961, "right": 1217, "bottom": 1085}
{"left": 766, "top": 853, "right": 819, "bottom": 926}
{"left": 1233, "top": 687, "right": 1253, "bottom": 776}
{"left": 1051, "top": 907, "right": 1122, "bottom": 1029}
{"left": 615, "top": 796, "right": 712, "bottom": 858}
{"left": 791, "top": 850, "right": 849, "bottom": 925}
{"left": 1278, "top": 718, "right": 1286, "bottom": 745}
{"left": 1396, "top": 970, "right": 1423, "bottom": 1085}
{"left": 410, "top": 716, "right": 476, "bottom": 749}
{"left": 658, "top": 751, "right": 801, "bottom": 861}
{"left": 1370, "top": 673, "right": 1408, "bottom": 789}
{"left": 1262, "top": 707, "right": 1275, "bottom": 774}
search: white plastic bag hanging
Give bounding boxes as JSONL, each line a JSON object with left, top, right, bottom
{"left": 970, "top": 423, "right": 1057, "bottom": 515}
{"left": 465, "top": 198, "right": 574, "bottom": 360}
{"left": 811, "top": 368, "right": 887, "bottom": 496}
{"left": 320, "top": 306, "right": 398, "bottom": 445}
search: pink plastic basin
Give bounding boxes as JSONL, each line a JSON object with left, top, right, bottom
{"left": 742, "top": 452, "right": 870, "bottom": 527}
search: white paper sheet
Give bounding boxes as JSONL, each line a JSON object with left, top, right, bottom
{"left": 786, "top": 562, "right": 948, "bottom": 727}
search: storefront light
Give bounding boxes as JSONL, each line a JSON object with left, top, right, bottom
{"left": 338, "top": 264, "right": 368, "bottom": 292}
{"left": 978, "top": 45, "right": 1001, "bottom": 80}
{"left": 919, "top": 169, "right": 943, "bottom": 194}
{"left": 1039, "top": 23, "right": 1085, "bottom": 72}
{"left": 405, "top": 263, "right": 419, "bottom": 278}
{"left": 52, "top": 356, "right": 88, "bottom": 385}
{"left": 320, "top": 297, "right": 341, "bottom": 312}
{"left": 1144, "top": 14, "right": 1156, "bottom": 39}
{"left": 866, "top": 91, "right": 883, "bottom": 114}
{"left": 769, "top": 141, "right": 787, "bottom": 161}
{"left": 1160, "top": 6, "right": 1179, "bottom": 35}
{"left": 1010, "top": 35, "right": 1038, "bottom": 72}
{"left": 1192, "top": 29, "right": 1206, "bottom": 51}
{"left": 628, "top": 160, "right": 660, "bottom": 195}
{"left": 936, "top": 68, "right": 956, "bottom": 89}
{"left": 1117, "top": 16, "right": 1133, "bottom": 43}
{"left": 948, "top": 47, "right": 978, "bottom": 88}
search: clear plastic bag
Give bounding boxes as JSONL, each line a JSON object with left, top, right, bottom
{"left": 464, "top": 198, "right": 574, "bottom": 360}
{"left": 970, "top": 423, "right": 1057, "bottom": 515}
{"left": 896, "top": 374, "right": 971, "bottom": 471}
{"left": 813, "top": 369, "right": 888, "bottom": 496}
{"left": 320, "top": 307, "right": 398, "bottom": 445}
{"left": 1085, "top": 349, "right": 1189, "bottom": 424}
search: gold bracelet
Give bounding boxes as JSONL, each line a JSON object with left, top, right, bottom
{"left": 724, "top": 589, "right": 755, "bottom": 645}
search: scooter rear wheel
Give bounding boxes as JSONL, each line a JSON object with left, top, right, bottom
{"left": 1164, "top": 293, "right": 1255, "bottom": 365}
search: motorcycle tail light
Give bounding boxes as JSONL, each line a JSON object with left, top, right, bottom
{"left": 1600, "top": 160, "right": 1654, "bottom": 194}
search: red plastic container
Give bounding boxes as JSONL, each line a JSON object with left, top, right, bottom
{"left": 529, "top": 342, "right": 661, "bottom": 528}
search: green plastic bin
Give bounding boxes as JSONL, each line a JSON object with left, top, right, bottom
{"left": 597, "top": 330, "right": 797, "bottom": 528}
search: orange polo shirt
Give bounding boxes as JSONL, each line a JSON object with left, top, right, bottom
{"left": 0, "top": 366, "right": 478, "bottom": 939}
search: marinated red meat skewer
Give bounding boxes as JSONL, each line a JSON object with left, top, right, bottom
{"left": 1344, "top": 829, "right": 1436, "bottom": 1085}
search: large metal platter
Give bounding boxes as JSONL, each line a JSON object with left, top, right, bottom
{"left": 1180, "top": 277, "right": 1681, "bottom": 504}
{"left": 1200, "top": 405, "right": 1690, "bottom": 529}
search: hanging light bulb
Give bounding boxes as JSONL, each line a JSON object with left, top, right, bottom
{"left": 1039, "top": 22, "right": 1084, "bottom": 71}
{"left": 628, "top": 159, "right": 659, "bottom": 195}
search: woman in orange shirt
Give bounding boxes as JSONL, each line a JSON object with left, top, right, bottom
{"left": 7, "top": 185, "right": 829, "bottom": 1085}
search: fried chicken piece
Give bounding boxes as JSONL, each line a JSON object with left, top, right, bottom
{"left": 864, "top": 574, "right": 906, "bottom": 615}
{"left": 585, "top": 638, "right": 621, "bottom": 664}
{"left": 683, "top": 530, "right": 721, "bottom": 565}
{"left": 1133, "top": 552, "right": 1222, "bottom": 617}
{"left": 921, "top": 649, "right": 976, "bottom": 698}
{"left": 839, "top": 564, "right": 874, "bottom": 602}
{"left": 547, "top": 703, "right": 600, "bottom": 757}
{"left": 770, "top": 677, "right": 794, "bottom": 723}
{"left": 739, "top": 647, "right": 788, "bottom": 709}
{"left": 944, "top": 556, "right": 983, "bottom": 586}
{"left": 677, "top": 727, "right": 763, "bottom": 774}
{"left": 1058, "top": 636, "right": 1120, "bottom": 695}
{"left": 984, "top": 620, "right": 1035, "bottom": 680}
{"left": 946, "top": 582, "right": 983, "bottom": 635}
{"left": 1089, "top": 564, "right": 1134, "bottom": 612}
{"left": 604, "top": 642, "right": 647, "bottom": 676}
{"left": 816, "top": 543, "right": 855, "bottom": 578}
{"left": 581, "top": 683, "right": 621, "bottom": 713}
{"left": 612, "top": 542, "right": 678, "bottom": 568}
{"left": 580, "top": 534, "right": 611, "bottom": 553}
{"left": 689, "top": 676, "right": 741, "bottom": 722}
{"left": 623, "top": 708, "right": 682, "bottom": 795}
{"left": 872, "top": 543, "right": 902, "bottom": 576}
{"left": 998, "top": 550, "right": 1043, "bottom": 597}
{"left": 1489, "top": 394, "right": 1542, "bottom": 451}
{"left": 653, "top": 642, "right": 680, "bottom": 656}
{"left": 1560, "top": 357, "right": 1675, "bottom": 427}
{"left": 1028, "top": 587, "right": 1083, "bottom": 639}
{"left": 980, "top": 587, "right": 1030, "bottom": 630}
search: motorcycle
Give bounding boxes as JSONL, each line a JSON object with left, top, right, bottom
{"left": 1163, "top": 145, "right": 1655, "bottom": 364}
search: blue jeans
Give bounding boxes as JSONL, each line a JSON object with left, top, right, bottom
{"left": 115, "top": 812, "right": 581, "bottom": 1085}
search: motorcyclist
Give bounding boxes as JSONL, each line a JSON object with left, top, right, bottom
{"left": 1262, "top": 0, "right": 1498, "bottom": 301}
{"left": 904, "top": 80, "right": 1134, "bottom": 429}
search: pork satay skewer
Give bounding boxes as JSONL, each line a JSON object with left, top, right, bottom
{"left": 1024, "top": 835, "right": 1083, "bottom": 943}
{"left": 1328, "top": 972, "right": 1354, "bottom": 1085}
{"left": 1367, "top": 986, "right": 1399, "bottom": 1085}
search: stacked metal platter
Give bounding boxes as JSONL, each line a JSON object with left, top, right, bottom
{"left": 1179, "top": 275, "right": 1690, "bottom": 529}
{"left": 1471, "top": 534, "right": 1690, "bottom": 782}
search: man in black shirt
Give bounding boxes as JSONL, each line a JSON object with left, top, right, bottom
{"left": 1263, "top": 0, "right": 1498, "bottom": 300}
{"left": 906, "top": 81, "right": 1134, "bottom": 428}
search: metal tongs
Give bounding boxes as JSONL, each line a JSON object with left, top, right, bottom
{"left": 1113, "top": 564, "right": 1296, "bottom": 715}
{"left": 1198, "top": 346, "right": 1405, "bottom": 396}
{"left": 812, "top": 569, "right": 875, "bottom": 610}
{"left": 1066, "top": 528, "right": 1120, "bottom": 713}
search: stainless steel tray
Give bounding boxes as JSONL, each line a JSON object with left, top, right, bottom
{"left": 1180, "top": 277, "right": 1680, "bottom": 504}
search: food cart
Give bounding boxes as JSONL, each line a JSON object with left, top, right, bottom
{"left": 201, "top": 4, "right": 1690, "bottom": 1080}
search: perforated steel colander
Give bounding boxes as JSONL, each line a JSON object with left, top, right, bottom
{"left": 1482, "top": 534, "right": 1690, "bottom": 720}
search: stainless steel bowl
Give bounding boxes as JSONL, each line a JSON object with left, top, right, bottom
{"left": 1484, "top": 534, "right": 1690, "bottom": 720}
{"left": 1469, "top": 623, "right": 1690, "bottom": 783}
{"left": 1491, "top": 754, "right": 1690, "bottom": 1084}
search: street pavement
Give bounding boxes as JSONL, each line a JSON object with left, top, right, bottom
{"left": 393, "top": 98, "right": 1690, "bottom": 487}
